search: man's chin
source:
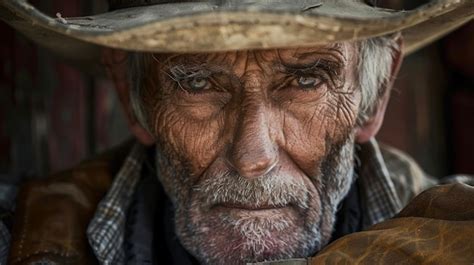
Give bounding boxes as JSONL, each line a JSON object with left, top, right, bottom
{"left": 220, "top": 238, "right": 305, "bottom": 264}
{"left": 179, "top": 207, "right": 320, "bottom": 265}
{"left": 193, "top": 230, "right": 318, "bottom": 265}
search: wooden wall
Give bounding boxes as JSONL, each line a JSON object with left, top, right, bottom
{"left": 0, "top": 0, "right": 129, "bottom": 184}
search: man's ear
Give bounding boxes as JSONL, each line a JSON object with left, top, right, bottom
{"left": 101, "top": 48, "right": 155, "bottom": 145}
{"left": 355, "top": 36, "right": 404, "bottom": 143}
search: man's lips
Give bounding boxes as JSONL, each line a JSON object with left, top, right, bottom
{"left": 212, "top": 203, "right": 296, "bottom": 219}
{"left": 216, "top": 203, "right": 287, "bottom": 211}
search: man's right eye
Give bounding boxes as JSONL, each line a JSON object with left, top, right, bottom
{"left": 179, "top": 76, "right": 211, "bottom": 93}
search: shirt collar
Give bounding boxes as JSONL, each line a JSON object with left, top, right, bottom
{"left": 87, "top": 143, "right": 145, "bottom": 265}
{"left": 358, "top": 138, "right": 403, "bottom": 227}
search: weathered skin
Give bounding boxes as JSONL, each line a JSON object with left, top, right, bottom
{"left": 137, "top": 44, "right": 362, "bottom": 264}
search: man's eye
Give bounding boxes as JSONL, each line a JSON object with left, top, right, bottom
{"left": 181, "top": 77, "right": 210, "bottom": 92}
{"left": 293, "top": 76, "right": 322, "bottom": 89}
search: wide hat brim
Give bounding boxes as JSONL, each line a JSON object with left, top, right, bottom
{"left": 1, "top": 0, "right": 473, "bottom": 75}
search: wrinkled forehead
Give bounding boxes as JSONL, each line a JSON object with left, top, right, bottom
{"left": 152, "top": 43, "right": 355, "bottom": 69}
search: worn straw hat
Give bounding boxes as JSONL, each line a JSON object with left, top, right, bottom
{"left": 1, "top": 0, "right": 473, "bottom": 74}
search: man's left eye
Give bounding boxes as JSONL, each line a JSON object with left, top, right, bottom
{"left": 294, "top": 76, "right": 322, "bottom": 89}
{"left": 182, "top": 77, "right": 210, "bottom": 92}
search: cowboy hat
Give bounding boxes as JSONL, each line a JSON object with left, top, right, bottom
{"left": 1, "top": 0, "right": 473, "bottom": 74}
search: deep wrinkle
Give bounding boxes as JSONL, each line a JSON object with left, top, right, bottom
{"left": 155, "top": 44, "right": 347, "bottom": 80}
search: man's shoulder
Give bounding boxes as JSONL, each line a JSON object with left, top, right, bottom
{"left": 6, "top": 140, "right": 134, "bottom": 265}
{"left": 378, "top": 143, "right": 437, "bottom": 206}
{"left": 15, "top": 138, "right": 134, "bottom": 207}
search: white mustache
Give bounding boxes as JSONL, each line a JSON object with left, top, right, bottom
{"left": 194, "top": 171, "right": 310, "bottom": 210}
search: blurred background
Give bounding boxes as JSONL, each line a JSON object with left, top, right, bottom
{"left": 0, "top": 0, "right": 473, "bottom": 191}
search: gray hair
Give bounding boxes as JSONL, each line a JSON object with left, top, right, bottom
{"left": 128, "top": 53, "right": 152, "bottom": 132}
{"left": 357, "top": 36, "right": 399, "bottom": 124}
{"left": 128, "top": 36, "right": 399, "bottom": 129}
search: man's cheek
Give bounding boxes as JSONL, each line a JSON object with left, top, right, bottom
{"left": 300, "top": 93, "right": 358, "bottom": 142}
{"left": 278, "top": 105, "right": 331, "bottom": 174}
{"left": 151, "top": 105, "right": 185, "bottom": 148}
{"left": 154, "top": 106, "right": 225, "bottom": 176}
{"left": 331, "top": 93, "right": 359, "bottom": 133}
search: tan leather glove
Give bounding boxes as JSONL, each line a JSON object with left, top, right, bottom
{"left": 311, "top": 183, "right": 474, "bottom": 265}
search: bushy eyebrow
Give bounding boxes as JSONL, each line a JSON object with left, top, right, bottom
{"left": 151, "top": 53, "right": 227, "bottom": 79}
{"left": 275, "top": 44, "right": 347, "bottom": 72}
{"left": 278, "top": 58, "right": 344, "bottom": 76}
{"left": 168, "top": 64, "right": 211, "bottom": 80}
{"left": 164, "top": 62, "right": 231, "bottom": 82}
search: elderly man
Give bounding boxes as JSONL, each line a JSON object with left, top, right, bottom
{"left": 1, "top": 0, "right": 474, "bottom": 264}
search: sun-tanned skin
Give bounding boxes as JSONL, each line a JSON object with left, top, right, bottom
{"left": 143, "top": 44, "right": 360, "bottom": 177}
{"left": 103, "top": 41, "right": 402, "bottom": 264}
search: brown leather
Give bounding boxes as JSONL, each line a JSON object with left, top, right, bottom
{"left": 311, "top": 183, "right": 474, "bottom": 264}
{"left": 8, "top": 140, "right": 134, "bottom": 265}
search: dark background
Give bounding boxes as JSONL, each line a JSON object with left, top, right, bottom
{"left": 0, "top": 0, "right": 473, "bottom": 186}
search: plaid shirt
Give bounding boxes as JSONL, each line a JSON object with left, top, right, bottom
{"left": 87, "top": 144, "right": 146, "bottom": 265}
{"left": 3, "top": 138, "right": 462, "bottom": 265}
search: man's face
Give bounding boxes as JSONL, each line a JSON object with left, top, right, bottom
{"left": 140, "top": 43, "right": 362, "bottom": 264}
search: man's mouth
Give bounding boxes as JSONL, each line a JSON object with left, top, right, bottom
{"left": 216, "top": 203, "right": 287, "bottom": 211}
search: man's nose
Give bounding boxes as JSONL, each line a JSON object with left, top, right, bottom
{"left": 228, "top": 104, "right": 278, "bottom": 179}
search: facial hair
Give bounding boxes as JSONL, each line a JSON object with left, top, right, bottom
{"left": 154, "top": 135, "right": 355, "bottom": 265}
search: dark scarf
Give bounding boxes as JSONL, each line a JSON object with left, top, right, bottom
{"left": 125, "top": 165, "right": 363, "bottom": 264}
{"left": 329, "top": 176, "right": 363, "bottom": 242}
{"left": 124, "top": 162, "right": 199, "bottom": 265}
